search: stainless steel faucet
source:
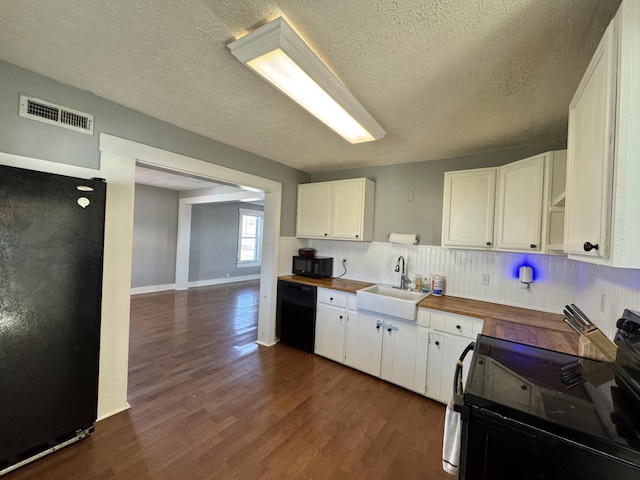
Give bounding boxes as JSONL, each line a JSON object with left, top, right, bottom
{"left": 394, "top": 256, "right": 408, "bottom": 289}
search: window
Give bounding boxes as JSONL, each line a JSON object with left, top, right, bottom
{"left": 237, "top": 208, "right": 264, "bottom": 267}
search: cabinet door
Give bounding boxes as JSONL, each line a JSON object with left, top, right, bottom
{"left": 442, "top": 168, "right": 496, "bottom": 248}
{"left": 296, "top": 182, "right": 332, "bottom": 238}
{"left": 331, "top": 179, "right": 365, "bottom": 240}
{"left": 315, "top": 303, "right": 346, "bottom": 363}
{"left": 344, "top": 310, "right": 382, "bottom": 377}
{"left": 380, "top": 321, "right": 419, "bottom": 392}
{"left": 496, "top": 155, "right": 545, "bottom": 252}
{"left": 426, "top": 332, "right": 474, "bottom": 403}
{"left": 564, "top": 20, "right": 617, "bottom": 259}
{"left": 426, "top": 331, "right": 444, "bottom": 401}
{"left": 414, "top": 329, "right": 430, "bottom": 395}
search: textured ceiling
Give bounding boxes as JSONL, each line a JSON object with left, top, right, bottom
{"left": 0, "top": 0, "right": 621, "bottom": 173}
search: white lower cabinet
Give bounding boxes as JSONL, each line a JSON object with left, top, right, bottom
{"left": 426, "top": 331, "right": 475, "bottom": 403}
{"left": 343, "top": 309, "right": 382, "bottom": 377}
{"left": 344, "top": 310, "right": 429, "bottom": 394}
{"left": 422, "top": 309, "right": 483, "bottom": 403}
{"left": 315, "top": 290, "right": 429, "bottom": 395}
{"left": 314, "top": 291, "right": 482, "bottom": 401}
{"left": 314, "top": 288, "right": 351, "bottom": 363}
{"left": 315, "top": 302, "right": 347, "bottom": 363}
{"left": 379, "top": 318, "right": 429, "bottom": 394}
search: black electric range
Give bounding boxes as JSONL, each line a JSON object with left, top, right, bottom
{"left": 456, "top": 309, "right": 640, "bottom": 480}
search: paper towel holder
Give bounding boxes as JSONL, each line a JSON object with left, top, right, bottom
{"left": 519, "top": 265, "right": 533, "bottom": 289}
{"left": 388, "top": 233, "right": 420, "bottom": 245}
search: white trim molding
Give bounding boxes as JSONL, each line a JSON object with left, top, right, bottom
{"left": 188, "top": 274, "right": 261, "bottom": 288}
{"left": 99, "top": 134, "right": 282, "bottom": 405}
{"left": 131, "top": 284, "right": 176, "bottom": 295}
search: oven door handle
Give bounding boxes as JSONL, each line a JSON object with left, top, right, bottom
{"left": 453, "top": 341, "right": 475, "bottom": 401}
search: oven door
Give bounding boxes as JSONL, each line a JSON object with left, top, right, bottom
{"left": 460, "top": 406, "right": 640, "bottom": 480}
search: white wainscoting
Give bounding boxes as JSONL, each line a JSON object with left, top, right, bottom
{"left": 279, "top": 237, "right": 640, "bottom": 339}
{"left": 278, "top": 236, "right": 308, "bottom": 275}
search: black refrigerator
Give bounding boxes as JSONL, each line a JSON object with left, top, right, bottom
{"left": 0, "top": 164, "right": 106, "bottom": 473}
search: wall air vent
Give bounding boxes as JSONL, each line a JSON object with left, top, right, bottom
{"left": 19, "top": 94, "right": 94, "bottom": 135}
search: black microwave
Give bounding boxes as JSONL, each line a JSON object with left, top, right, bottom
{"left": 292, "top": 256, "right": 333, "bottom": 278}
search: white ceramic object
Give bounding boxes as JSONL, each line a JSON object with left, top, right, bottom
{"left": 356, "top": 284, "right": 429, "bottom": 321}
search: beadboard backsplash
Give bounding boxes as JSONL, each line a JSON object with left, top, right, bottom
{"left": 278, "top": 237, "right": 640, "bottom": 339}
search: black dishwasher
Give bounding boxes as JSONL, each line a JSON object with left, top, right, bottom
{"left": 276, "top": 280, "right": 317, "bottom": 353}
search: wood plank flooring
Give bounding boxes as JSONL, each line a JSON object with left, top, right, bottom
{"left": 7, "top": 281, "right": 451, "bottom": 479}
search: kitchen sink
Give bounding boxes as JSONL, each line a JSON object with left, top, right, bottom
{"left": 356, "top": 284, "right": 429, "bottom": 321}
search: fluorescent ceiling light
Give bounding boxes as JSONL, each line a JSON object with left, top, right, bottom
{"left": 228, "top": 17, "right": 384, "bottom": 144}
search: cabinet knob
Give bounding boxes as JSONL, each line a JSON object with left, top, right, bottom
{"left": 521, "top": 385, "right": 528, "bottom": 390}
{"left": 387, "top": 327, "right": 392, "bottom": 332}
{"left": 376, "top": 325, "right": 380, "bottom": 329}
{"left": 339, "top": 315, "right": 343, "bottom": 320}
{"left": 583, "top": 241, "right": 599, "bottom": 252}
{"left": 435, "top": 341, "right": 440, "bottom": 346}
{"left": 456, "top": 325, "right": 461, "bottom": 330}
{"left": 530, "top": 244, "right": 537, "bottom": 249}
{"left": 324, "top": 233, "right": 328, "bottom": 236}
{"left": 355, "top": 234, "right": 359, "bottom": 238}
{"left": 486, "top": 242, "right": 492, "bottom": 246}
{"left": 330, "top": 297, "right": 333, "bottom": 301}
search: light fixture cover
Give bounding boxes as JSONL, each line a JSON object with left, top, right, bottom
{"left": 228, "top": 17, "right": 385, "bottom": 143}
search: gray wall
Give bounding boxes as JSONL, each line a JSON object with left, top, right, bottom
{"left": 0, "top": 60, "right": 309, "bottom": 236}
{"left": 189, "top": 203, "right": 263, "bottom": 282}
{"left": 131, "top": 184, "right": 179, "bottom": 288}
{"left": 311, "top": 148, "right": 553, "bottom": 245}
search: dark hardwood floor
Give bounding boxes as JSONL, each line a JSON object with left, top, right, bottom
{"left": 8, "top": 281, "right": 450, "bottom": 479}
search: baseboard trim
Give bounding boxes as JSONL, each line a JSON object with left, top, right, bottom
{"left": 131, "top": 284, "right": 175, "bottom": 295}
{"left": 188, "top": 274, "right": 261, "bottom": 288}
{"left": 96, "top": 402, "right": 131, "bottom": 422}
{"left": 256, "top": 339, "right": 279, "bottom": 347}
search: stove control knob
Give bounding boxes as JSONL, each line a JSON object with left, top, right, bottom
{"left": 617, "top": 318, "right": 640, "bottom": 334}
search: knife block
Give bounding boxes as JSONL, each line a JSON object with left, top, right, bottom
{"left": 578, "top": 328, "right": 617, "bottom": 362}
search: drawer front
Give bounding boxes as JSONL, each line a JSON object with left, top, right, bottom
{"left": 443, "top": 314, "right": 479, "bottom": 338}
{"left": 317, "top": 288, "right": 347, "bottom": 308}
{"left": 429, "top": 310, "right": 482, "bottom": 339}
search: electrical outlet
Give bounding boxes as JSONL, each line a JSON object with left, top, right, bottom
{"left": 481, "top": 273, "right": 490, "bottom": 286}
{"left": 600, "top": 293, "right": 607, "bottom": 313}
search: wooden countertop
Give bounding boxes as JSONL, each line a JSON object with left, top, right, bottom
{"left": 278, "top": 275, "right": 374, "bottom": 293}
{"left": 279, "top": 276, "right": 579, "bottom": 355}
{"left": 419, "top": 295, "right": 578, "bottom": 354}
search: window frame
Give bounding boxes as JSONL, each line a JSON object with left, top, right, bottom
{"left": 236, "top": 207, "right": 264, "bottom": 268}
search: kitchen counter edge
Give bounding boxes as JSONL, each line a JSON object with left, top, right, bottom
{"left": 279, "top": 275, "right": 578, "bottom": 355}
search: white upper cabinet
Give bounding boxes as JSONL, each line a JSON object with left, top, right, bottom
{"left": 565, "top": 0, "right": 640, "bottom": 268}
{"left": 442, "top": 151, "right": 566, "bottom": 254}
{"left": 442, "top": 168, "right": 496, "bottom": 249}
{"left": 496, "top": 155, "right": 545, "bottom": 251}
{"left": 296, "top": 182, "right": 332, "bottom": 238}
{"left": 296, "top": 178, "right": 375, "bottom": 241}
{"left": 564, "top": 14, "right": 617, "bottom": 260}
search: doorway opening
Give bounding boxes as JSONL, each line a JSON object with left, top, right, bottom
{"left": 98, "top": 133, "right": 282, "bottom": 420}
{"left": 132, "top": 162, "right": 265, "bottom": 293}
